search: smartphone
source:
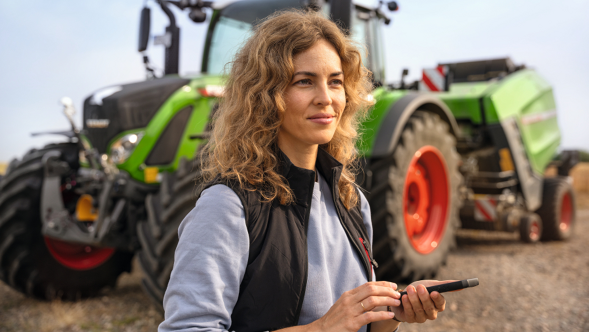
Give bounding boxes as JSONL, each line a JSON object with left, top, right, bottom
{"left": 398, "top": 278, "right": 479, "bottom": 298}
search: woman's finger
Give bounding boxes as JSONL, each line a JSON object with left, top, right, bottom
{"left": 415, "top": 284, "right": 438, "bottom": 320}
{"left": 360, "top": 295, "right": 401, "bottom": 312}
{"left": 352, "top": 282, "right": 400, "bottom": 303}
{"left": 431, "top": 291, "right": 446, "bottom": 312}
{"left": 406, "top": 286, "right": 427, "bottom": 323}
{"left": 349, "top": 281, "right": 398, "bottom": 295}
{"left": 357, "top": 310, "right": 397, "bottom": 326}
{"left": 400, "top": 293, "right": 415, "bottom": 323}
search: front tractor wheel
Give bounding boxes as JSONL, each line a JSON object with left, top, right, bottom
{"left": 368, "top": 111, "right": 462, "bottom": 282}
{"left": 0, "top": 143, "right": 133, "bottom": 300}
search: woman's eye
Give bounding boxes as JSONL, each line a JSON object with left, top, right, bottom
{"left": 295, "top": 79, "right": 312, "bottom": 85}
{"left": 331, "top": 79, "right": 343, "bottom": 86}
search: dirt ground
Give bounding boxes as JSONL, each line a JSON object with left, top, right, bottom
{"left": 403, "top": 196, "right": 589, "bottom": 332}
{"left": 1, "top": 193, "right": 589, "bottom": 332}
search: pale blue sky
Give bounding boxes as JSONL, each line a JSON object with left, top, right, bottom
{"left": 1, "top": 0, "right": 588, "bottom": 162}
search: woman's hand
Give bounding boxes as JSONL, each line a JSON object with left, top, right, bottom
{"left": 387, "top": 280, "right": 450, "bottom": 323}
{"left": 305, "top": 281, "right": 401, "bottom": 332}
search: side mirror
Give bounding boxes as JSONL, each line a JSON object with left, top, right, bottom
{"left": 388, "top": 1, "right": 399, "bottom": 11}
{"left": 138, "top": 7, "right": 151, "bottom": 52}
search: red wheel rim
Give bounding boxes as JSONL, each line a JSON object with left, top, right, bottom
{"left": 403, "top": 146, "right": 449, "bottom": 254}
{"left": 44, "top": 237, "right": 115, "bottom": 270}
{"left": 529, "top": 219, "right": 540, "bottom": 241}
{"left": 560, "top": 192, "right": 573, "bottom": 231}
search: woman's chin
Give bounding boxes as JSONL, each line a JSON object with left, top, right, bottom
{"left": 309, "top": 134, "right": 336, "bottom": 146}
{"left": 278, "top": 130, "right": 336, "bottom": 149}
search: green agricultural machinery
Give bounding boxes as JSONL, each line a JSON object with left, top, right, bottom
{"left": 0, "top": 0, "right": 578, "bottom": 310}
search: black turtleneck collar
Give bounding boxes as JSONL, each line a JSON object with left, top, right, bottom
{"left": 277, "top": 148, "right": 344, "bottom": 207}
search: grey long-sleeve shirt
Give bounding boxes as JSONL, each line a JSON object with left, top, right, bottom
{"left": 159, "top": 172, "right": 375, "bottom": 332}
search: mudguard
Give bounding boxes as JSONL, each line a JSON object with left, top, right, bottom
{"left": 371, "top": 93, "right": 461, "bottom": 158}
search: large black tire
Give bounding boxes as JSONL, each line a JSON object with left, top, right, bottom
{"left": 367, "top": 111, "right": 462, "bottom": 282}
{"left": 535, "top": 177, "right": 576, "bottom": 241}
{"left": 0, "top": 143, "right": 133, "bottom": 300}
{"left": 137, "top": 157, "right": 201, "bottom": 311}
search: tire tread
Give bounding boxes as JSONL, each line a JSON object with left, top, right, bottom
{"left": 0, "top": 142, "right": 132, "bottom": 300}
{"left": 368, "top": 111, "right": 462, "bottom": 282}
{"left": 536, "top": 177, "right": 576, "bottom": 241}
{"left": 137, "top": 157, "right": 201, "bottom": 311}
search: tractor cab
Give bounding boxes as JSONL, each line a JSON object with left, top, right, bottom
{"left": 204, "top": 0, "right": 390, "bottom": 85}
{"left": 79, "top": 0, "right": 397, "bottom": 179}
{"left": 139, "top": 0, "right": 395, "bottom": 84}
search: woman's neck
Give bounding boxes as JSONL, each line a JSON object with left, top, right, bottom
{"left": 277, "top": 140, "right": 318, "bottom": 172}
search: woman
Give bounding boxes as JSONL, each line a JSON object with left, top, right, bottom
{"left": 160, "top": 9, "right": 449, "bottom": 332}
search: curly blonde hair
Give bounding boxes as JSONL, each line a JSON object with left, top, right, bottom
{"left": 201, "top": 9, "right": 374, "bottom": 209}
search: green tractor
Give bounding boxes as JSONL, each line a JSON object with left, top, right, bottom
{"left": 0, "top": 0, "right": 577, "bottom": 310}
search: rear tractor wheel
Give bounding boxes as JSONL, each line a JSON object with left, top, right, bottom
{"left": 0, "top": 143, "right": 133, "bottom": 300}
{"left": 368, "top": 111, "right": 462, "bottom": 282}
{"left": 536, "top": 177, "right": 576, "bottom": 241}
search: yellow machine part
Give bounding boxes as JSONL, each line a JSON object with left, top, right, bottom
{"left": 144, "top": 167, "right": 159, "bottom": 183}
{"left": 76, "top": 194, "right": 98, "bottom": 222}
{"left": 499, "top": 148, "right": 515, "bottom": 172}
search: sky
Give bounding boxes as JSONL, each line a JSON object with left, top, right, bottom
{"left": 0, "top": 0, "right": 588, "bottom": 162}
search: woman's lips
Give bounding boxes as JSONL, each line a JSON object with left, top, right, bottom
{"left": 308, "top": 115, "right": 335, "bottom": 125}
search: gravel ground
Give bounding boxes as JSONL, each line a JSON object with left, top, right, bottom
{"left": 1, "top": 193, "right": 588, "bottom": 332}
{"left": 403, "top": 209, "right": 589, "bottom": 332}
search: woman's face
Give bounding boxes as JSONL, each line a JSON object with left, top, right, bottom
{"left": 278, "top": 39, "right": 346, "bottom": 152}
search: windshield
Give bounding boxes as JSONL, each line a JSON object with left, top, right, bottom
{"left": 203, "top": 0, "right": 303, "bottom": 75}
{"left": 202, "top": 0, "right": 384, "bottom": 83}
{"left": 206, "top": 16, "right": 253, "bottom": 74}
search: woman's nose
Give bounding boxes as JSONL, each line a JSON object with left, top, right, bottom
{"left": 313, "top": 83, "right": 332, "bottom": 106}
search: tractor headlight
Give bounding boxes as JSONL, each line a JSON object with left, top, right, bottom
{"left": 109, "top": 132, "right": 144, "bottom": 165}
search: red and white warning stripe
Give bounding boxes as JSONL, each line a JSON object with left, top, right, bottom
{"left": 419, "top": 65, "right": 448, "bottom": 92}
{"left": 474, "top": 198, "right": 497, "bottom": 222}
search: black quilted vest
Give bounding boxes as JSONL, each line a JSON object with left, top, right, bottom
{"left": 199, "top": 148, "right": 377, "bottom": 332}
